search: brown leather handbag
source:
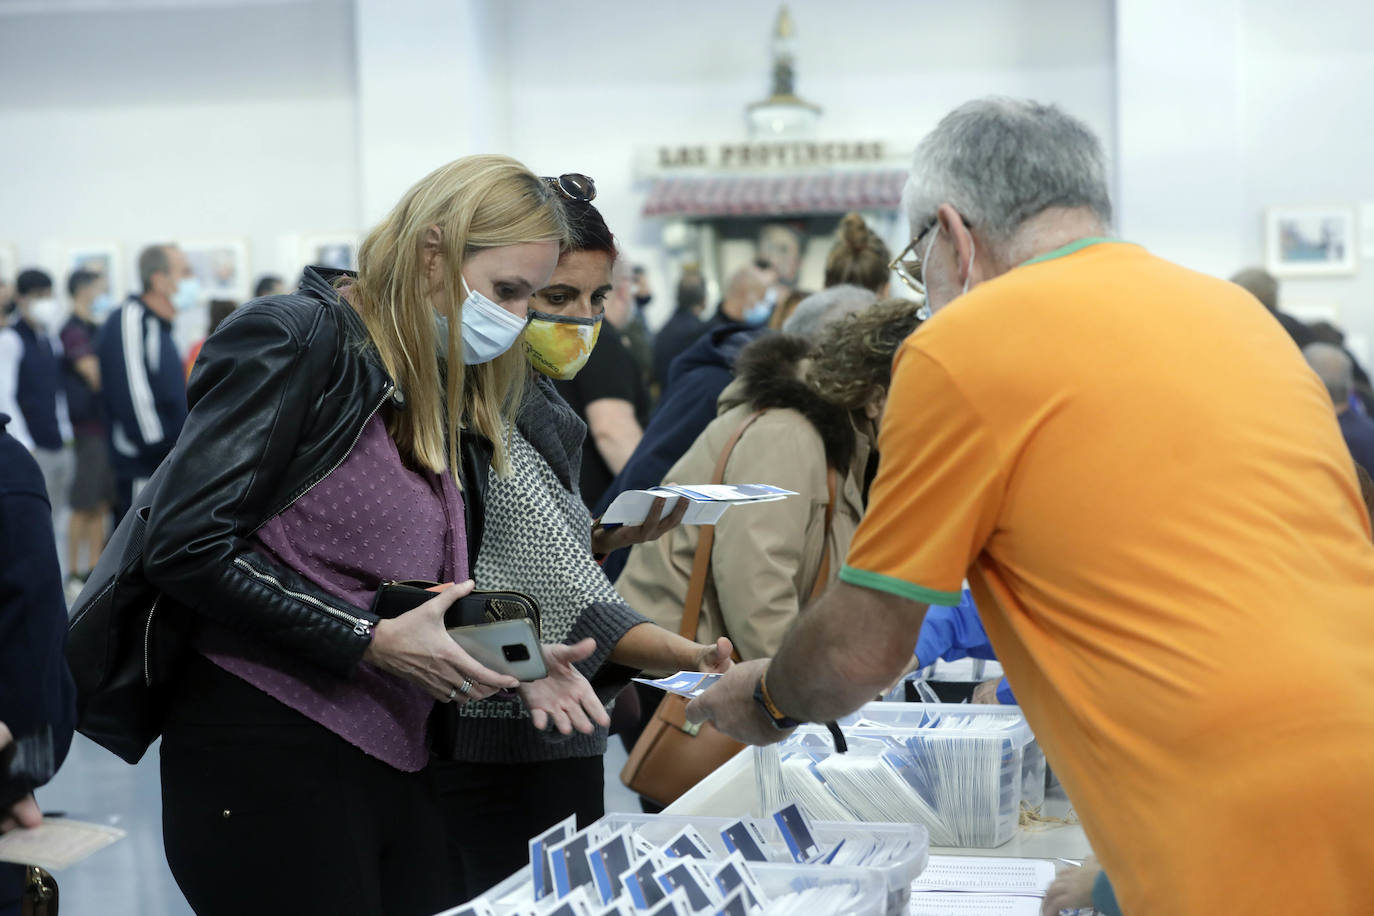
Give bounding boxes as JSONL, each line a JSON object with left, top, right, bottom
{"left": 620, "top": 411, "right": 837, "bottom": 807}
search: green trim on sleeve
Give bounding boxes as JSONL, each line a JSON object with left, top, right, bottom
{"left": 839, "top": 565, "right": 962, "bottom": 606}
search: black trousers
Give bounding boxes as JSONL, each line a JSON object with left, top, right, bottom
{"left": 160, "top": 655, "right": 449, "bottom": 916}
{"left": 433, "top": 755, "right": 605, "bottom": 904}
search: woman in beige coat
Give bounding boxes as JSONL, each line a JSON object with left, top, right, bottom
{"left": 616, "top": 298, "right": 925, "bottom": 662}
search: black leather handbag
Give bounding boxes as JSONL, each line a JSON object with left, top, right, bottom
{"left": 370, "top": 579, "right": 542, "bottom": 635}
{"left": 65, "top": 466, "right": 189, "bottom": 765}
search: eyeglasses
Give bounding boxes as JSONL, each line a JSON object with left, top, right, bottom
{"left": 889, "top": 216, "right": 938, "bottom": 298}
{"left": 543, "top": 173, "right": 597, "bottom": 203}
{"left": 889, "top": 213, "right": 973, "bottom": 311}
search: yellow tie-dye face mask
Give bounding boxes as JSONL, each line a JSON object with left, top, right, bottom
{"left": 523, "top": 309, "right": 603, "bottom": 380}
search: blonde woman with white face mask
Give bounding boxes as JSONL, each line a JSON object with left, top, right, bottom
{"left": 435, "top": 184, "right": 731, "bottom": 902}
{"left": 116, "top": 155, "right": 607, "bottom": 916}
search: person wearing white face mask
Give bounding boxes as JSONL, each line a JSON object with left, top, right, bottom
{"left": 67, "top": 156, "right": 612, "bottom": 916}
{"left": 434, "top": 181, "right": 731, "bottom": 903}
{"left": 686, "top": 98, "right": 1374, "bottom": 916}
{"left": 0, "top": 268, "right": 75, "bottom": 529}
{"left": 59, "top": 268, "right": 116, "bottom": 597}
{"left": 95, "top": 244, "right": 194, "bottom": 524}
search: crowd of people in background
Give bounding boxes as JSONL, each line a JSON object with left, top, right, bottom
{"left": 2, "top": 97, "right": 1374, "bottom": 916}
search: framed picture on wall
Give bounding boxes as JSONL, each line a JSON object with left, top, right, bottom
{"left": 180, "top": 238, "right": 251, "bottom": 302}
{"left": 1265, "top": 206, "right": 1357, "bottom": 276}
{"left": 301, "top": 233, "right": 360, "bottom": 272}
{"left": 62, "top": 242, "right": 125, "bottom": 301}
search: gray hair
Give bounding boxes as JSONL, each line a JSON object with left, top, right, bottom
{"left": 1230, "top": 267, "right": 1279, "bottom": 312}
{"left": 782, "top": 284, "right": 876, "bottom": 339}
{"left": 138, "top": 244, "right": 173, "bottom": 292}
{"left": 904, "top": 98, "right": 1112, "bottom": 246}
{"left": 1303, "top": 342, "right": 1354, "bottom": 405}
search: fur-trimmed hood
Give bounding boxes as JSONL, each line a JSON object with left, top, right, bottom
{"left": 718, "top": 333, "right": 859, "bottom": 472}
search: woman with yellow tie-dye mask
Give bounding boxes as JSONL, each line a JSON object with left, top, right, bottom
{"left": 519, "top": 173, "right": 609, "bottom": 380}
{"left": 434, "top": 177, "right": 731, "bottom": 903}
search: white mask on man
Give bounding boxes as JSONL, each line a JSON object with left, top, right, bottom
{"left": 28, "top": 297, "right": 63, "bottom": 330}
{"left": 923, "top": 223, "right": 976, "bottom": 312}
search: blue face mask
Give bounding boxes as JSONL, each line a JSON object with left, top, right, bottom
{"left": 172, "top": 276, "right": 201, "bottom": 311}
{"left": 460, "top": 277, "right": 528, "bottom": 365}
{"left": 742, "top": 287, "right": 778, "bottom": 327}
{"left": 91, "top": 293, "right": 116, "bottom": 319}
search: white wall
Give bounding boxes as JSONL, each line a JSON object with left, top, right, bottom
{"left": 4, "top": 0, "right": 1371, "bottom": 350}
{"left": 353, "top": 0, "right": 510, "bottom": 224}
{"left": 1115, "top": 0, "right": 1246, "bottom": 275}
{"left": 1238, "top": 0, "right": 1374, "bottom": 349}
{"left": 501, "top": 0, "right": 1117, "bottom": 327}
{"left": 0, "top": 0, "right": 359, "bottom": 344}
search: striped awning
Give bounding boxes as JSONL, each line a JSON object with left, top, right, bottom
{"left": 642, "top": 169, "right": 908, "bottom": 218}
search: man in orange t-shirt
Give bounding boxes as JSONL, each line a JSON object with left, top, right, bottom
{"left": 689, "top": 98, "right": 1374, "bottom": 915}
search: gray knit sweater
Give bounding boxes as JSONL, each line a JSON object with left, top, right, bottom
{"left": 450, "top": 376, "right": 647, "bottom": 762}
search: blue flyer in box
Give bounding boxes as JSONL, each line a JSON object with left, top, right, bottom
{"left": 709, "top": 855, "right": 763, "bottom": 909}
{"left": 719, "top": 820, "right": 769, "bottom": 863}
{"left": 645, "top": 889, "right": 689, "bottom": 916}
{"left": 662, "top": 825, "right": 712, "bottom": 859}
{"left": 550, "top": 830, "right": 595, "bottom": 899}
{"left": 621, "top": 859, "right": 667, "bottom": 910}
{"left": 773, "top": 803, "right": 820, "bottom": 863}
{"left": 714, "top": 888, "right": 751, "bottom": 916}
{"left": 530, "top": 814, "right": 577, "bottom": 900}
{"left": 587, "top": 831, "right": 633, "bottom": 905}
{"left": 654, "top": 861, "right": 715, "bottom": 912}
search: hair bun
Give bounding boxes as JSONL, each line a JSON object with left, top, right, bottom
{"left": 838, "top": 212, "right": 871, "bottom": 253}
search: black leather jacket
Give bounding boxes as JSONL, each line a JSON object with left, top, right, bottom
{"left": 142, "top": 268, "right": 490, "bottom": 679}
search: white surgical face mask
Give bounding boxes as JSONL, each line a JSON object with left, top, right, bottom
{"left": 28, "top": 297, "right": 63, "bottom": 330}
{"left": 923, "top": 223, "right": 976, "bottom": 313}
{"left": 742, "top": 286, "right": 778, "bottom": 327}
{"left": 172, "top": 276, "right": 201, "bottom": 311}
{"left": 460, "top": 277, "right": 528, "bottom": 365}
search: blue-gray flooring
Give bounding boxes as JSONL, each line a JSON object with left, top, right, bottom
{"left": 38, "top": 734, "right": 641, "bottom": 915}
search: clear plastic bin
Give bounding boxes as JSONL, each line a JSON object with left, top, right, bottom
{"left": 595, "top": 812, "right": 927, "bottom": 916}
{"left": 759, "top": 702, "right": 1040, "bottom": 848}
{"left": 842, "top": 702, "right": 1047, "bottom": 811}
{"left": 451, "top": 861, "right": 888, "bottom": 916}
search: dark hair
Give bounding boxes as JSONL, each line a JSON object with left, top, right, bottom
{"left": 16, "top": 268, "right": 53, "bottom": 297}
{"left": 67, "top": 268, "right": 100, "bottom": 299}
{"left": 1308, "top": 320, "right": 1346, "bottom": 346}
{"left": 207, "top": 299, "right": 238, "bottom": 336}
{"left": 253, "top": 275, "right": 283, "bottom": 298}
{"left": 676, "top": 270, "right": 706, "bottom": 314}
{"left": 562, "top": 198, "right": 616, "bottom": 259}
{"left": 1230, "top": 267, "right": 1278, "bottom": 312}
{"left": 824, "top": 212, "right": 892, "bottom": 292}
{"left": 138, "top": 244, "right": 174, "bottom": 292}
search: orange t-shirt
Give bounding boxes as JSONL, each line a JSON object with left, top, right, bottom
{"left": 843, "top": 240, "right": 1374, "bottom": 914}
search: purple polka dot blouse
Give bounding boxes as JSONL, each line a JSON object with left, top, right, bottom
{"left": 199, "top": 413, "right": 467, "bottom": 771}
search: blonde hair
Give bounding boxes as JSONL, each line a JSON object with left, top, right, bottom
{"left": 351, "top": 155, "right": 568, "bottom": 477}
{"left": 824, "top": 212, "right": 892, "bottom": 292}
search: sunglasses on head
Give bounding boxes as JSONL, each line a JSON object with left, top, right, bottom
{"left": 543, "top": 173, "right": 597, "bottom": 203}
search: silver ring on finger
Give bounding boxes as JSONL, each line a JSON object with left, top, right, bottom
{"left": 447, "top": 686, "right": 458, "bottom": 702}
{"left": 458, "top": 678, "right": 474, "bottom": 696}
